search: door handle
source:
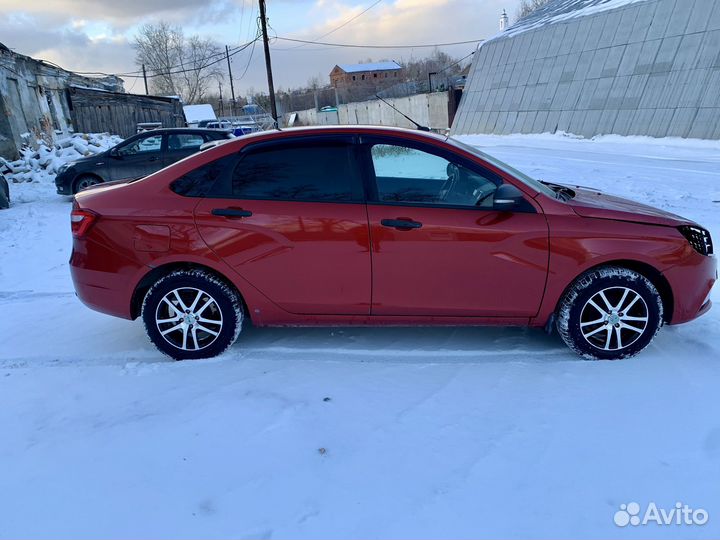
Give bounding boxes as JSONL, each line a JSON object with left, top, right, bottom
{"left": 381, "top": 218, "right": 422, "bottom": 230}
{"left": 148, "top": 156, "right": 160, "bottom": 162}
{"left": 212, "top": 208, "right": 253, "bottom": 218}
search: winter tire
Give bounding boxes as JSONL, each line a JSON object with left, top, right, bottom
{"left": 73, "top": 175, "right": 100, "bottom": 193}
{"left": 556, "top": 266, "right": 663, "bottom": 360}
{"left": 142, "top": 269, "right": 243, "bottom": 360}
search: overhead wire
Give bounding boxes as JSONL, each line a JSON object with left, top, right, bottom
{"left": 272, "top": 36, "right": 485, "bottom": 50}
{"left": 281, "top": 0, "right": 383, "bottom": 50}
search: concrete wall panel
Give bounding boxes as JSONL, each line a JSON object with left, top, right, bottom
{"left": 452, "top": 0, "right": 720, "bottom": 139}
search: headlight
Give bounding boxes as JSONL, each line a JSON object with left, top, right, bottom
{"left": 678, "top": 226, "right": 714, "bottom": 256}
{"left": 58, "top": 162, "right": 76, "bottom": 173}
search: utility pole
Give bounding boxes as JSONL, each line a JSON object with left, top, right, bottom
{"left": 225, "top": 45, "right": 237, "bottom": 116}
{"left": 258, "top": 0, "right": 278, "bottom": 125}
{"left": 218, "top": 81, "right": 224, "bottom": 116}
{"left": 142, "top": 64, "right": 148, "bottom": 95}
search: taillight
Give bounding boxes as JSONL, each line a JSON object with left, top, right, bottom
{"left": 71, "top": 208, "right": 98, "bottom": 238}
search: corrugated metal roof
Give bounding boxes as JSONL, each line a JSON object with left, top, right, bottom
{"left": 336, "top": 61, "right": 402, "bottom": 73}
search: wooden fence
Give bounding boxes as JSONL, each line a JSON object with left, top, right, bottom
{"left": 67, "top": 87, "right": 184, "bottom": 137}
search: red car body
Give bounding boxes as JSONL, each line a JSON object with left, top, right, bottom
{"left": 69, "top": 126, "right": 715, "bottom": 342}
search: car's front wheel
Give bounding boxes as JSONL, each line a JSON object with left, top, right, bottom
{"left": 556, "top": 266, "right": 663, "bottom": 360}
{"left": 142, "top": 269, "right": 243, "bottom": 360}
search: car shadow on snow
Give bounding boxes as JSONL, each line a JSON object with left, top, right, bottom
{"left": 228, "top": 323, "right": 573, "bottom": 364}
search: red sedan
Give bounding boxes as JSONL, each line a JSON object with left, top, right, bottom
{"left": 69, "top": 126, "right": 716, "bottom": 360}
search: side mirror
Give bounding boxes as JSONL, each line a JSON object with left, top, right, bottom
{"left": 493, "top": 183, "right": 526, "bottom": 211}
{"left": 109, "top": 147, "right": 121, "bottom": 158}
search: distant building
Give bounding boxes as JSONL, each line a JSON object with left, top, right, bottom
{"left": 452, "top": 0, "right": 720, "bottom": 140}
{"left": 500, "top": 9, "right": 509, "bottom": 31}
{"left": 329, "top": 61, "right": 403, "bottom": 89}
{"left": 0, "top": 42, "right": 183, "bottom": 159}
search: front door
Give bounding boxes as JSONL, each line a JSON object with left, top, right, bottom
{"left": 109, "top": 132, "right": 164, "bottom": 181}
{"left": 194, "top": 136, "right": 371, "bottom": 315}
{"left": 362, "top": 139, "right": 549, "bottom": 317}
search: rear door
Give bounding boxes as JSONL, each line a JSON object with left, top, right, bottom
{"left": 362, "top": 137, "right": 549, "bottom": 317}
{"left": 194, "top": 135, "right": 371, "bottom": 315}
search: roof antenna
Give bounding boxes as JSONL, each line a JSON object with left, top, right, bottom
{"left": 375, "top": 94, "right": 430, "bottom": 131}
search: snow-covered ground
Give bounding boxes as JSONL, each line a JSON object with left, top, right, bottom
{"left": 0, "top": 133, "right": 718, "bottom": 539}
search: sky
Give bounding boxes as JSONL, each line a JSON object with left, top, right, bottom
{"left": 0, "top": 0, "right": 522, "bottom": 96}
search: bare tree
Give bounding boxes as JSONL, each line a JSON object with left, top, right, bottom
{"left": 134, "top": 22, "right": 224, "bottom": 103}
{"left": 517, "top": 0, "right": 552, "bottom": 20}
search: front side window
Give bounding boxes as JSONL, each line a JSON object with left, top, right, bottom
{"left": 370, "top": 144, "right": 501, "bottom": 208}
{"left": 118, "top": 134, "right": 162, "bottom": 156}
{"left": 232, "top": 143, "right": 361, "bottom": 202}
{"left": 168, "top": 133, "right": 204, "bottom": 151}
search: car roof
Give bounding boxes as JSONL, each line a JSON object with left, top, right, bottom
{"left": 238, "top": 125, "right": 449, "bottom": 143}
{"left": 137, "top": 128, "right": 228, "bottom": 134}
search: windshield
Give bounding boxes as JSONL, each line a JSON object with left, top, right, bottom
{"left": 447, "top": 137, "right": 557, "bottom": 199}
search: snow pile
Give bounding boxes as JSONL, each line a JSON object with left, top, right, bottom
{"left": 0, "top": 132, "right": 123, "bottom": 184}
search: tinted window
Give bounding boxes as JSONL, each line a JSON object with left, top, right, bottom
{"left": 370, "top": 143, "right": 501, "bottom": 208}
{"left": 171, "top": 155, "right": 234, "bottom": 197}
{"left": 232, "top": 143, "right": 361, "bottom": 202}
{"left": 118, "top": 134, "right": 162, "bottom": 156}
{"left": 168, "top": 133, "right": 204, "bottom": 151}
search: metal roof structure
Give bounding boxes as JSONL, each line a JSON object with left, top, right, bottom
{"left": 335, "top": 61, "right": 402, "bottom": 73}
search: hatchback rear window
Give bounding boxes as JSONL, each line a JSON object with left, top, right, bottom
{"left": 231, "top": 143, "right": 362, "bottom": 202}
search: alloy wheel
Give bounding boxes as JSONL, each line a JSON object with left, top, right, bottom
{"left": 579, "top": 286, "right": 649, "bottom": 351}
{"left": 155, "top": 287, "right": 223, "bottom": 351}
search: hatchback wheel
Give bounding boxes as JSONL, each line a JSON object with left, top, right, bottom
{"left": 74, "top": 175, "right": 100, "bottom": 193}
{"left": 556, "top": 266, "right": 663, "bottom": 360}
{"left": 142, "top": 269, "right": 243, "bottom": 360}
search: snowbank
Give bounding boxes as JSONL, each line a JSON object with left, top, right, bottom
{"left": 0, "top": 132, "right": 123, "bottom": 185}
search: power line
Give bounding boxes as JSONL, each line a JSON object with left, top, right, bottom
{"left": 285, "top": 0, "right": 383, "bottom": 50}
{"left": 437, "top": 50, "right": 476, "bottom": 74}
{"left": 272, "top": 36, "right": 485, "bottom": 49}
{"left": 122, "top": 37, "right": 260, "bottom": 79}
{"left": 35, "top": 39, "right": 256, "bottom": 80}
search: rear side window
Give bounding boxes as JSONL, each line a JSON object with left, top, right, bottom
{"left": 231, "top": 143, "right": 362, "bottom": 202}
{"left": 171, "top": 155, "right": 234, "bottom": 197}
{"left": 168, "top": 133, "right": 204, "bottom": 151}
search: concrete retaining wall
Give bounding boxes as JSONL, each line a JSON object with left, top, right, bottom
{"left": 285, "top": 92, "right": 450, "bottom": 131}
{"left": 452, "top": 0, "right": 720, "bottom": 139}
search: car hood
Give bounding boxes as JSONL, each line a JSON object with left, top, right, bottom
{"left": 68, "top": 151, "right": 110, "bottom": 167}
{"left": 566, "top": 186, "right": 692, "bottom": 227}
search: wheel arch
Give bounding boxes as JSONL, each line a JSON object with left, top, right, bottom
{"left": 130, "top": 261, "right": 249, "bottom": 320}
{"left": 554, "top": 259, "right": 674, "bottom": 325}
{"left": 72, "top": 172, "right": 104, "bottom": 193}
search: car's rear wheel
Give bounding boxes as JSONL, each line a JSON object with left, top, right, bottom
{"left": 73, "top": 175, "right": 100, "bottom": 193}
{"left": 141, "top": 269, "right": 243, "bottom": 360}
{"left": 556, "top": 266, "right": 663, "bottom": 360}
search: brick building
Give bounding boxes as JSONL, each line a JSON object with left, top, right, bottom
{"left": 329, "top": 61, "right": 403, "bottom": 89}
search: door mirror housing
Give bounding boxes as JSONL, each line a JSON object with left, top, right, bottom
{"left": 109, "top": 147, "right": 121, "bottom": 158}
{"left": 493, "top": 183, "right": 527, "bottom": 211}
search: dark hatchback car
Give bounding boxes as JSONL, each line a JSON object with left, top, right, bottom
{"left": 55, "top": 128, "right": 233, "bottom": 195}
